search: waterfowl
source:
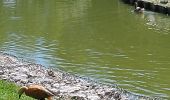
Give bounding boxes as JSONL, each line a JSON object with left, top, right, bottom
{"left": 18, "top": 84, "right": 54, "bottom": 100}
{"left": 134, "top": 2, "right": 144, "bottom": 13}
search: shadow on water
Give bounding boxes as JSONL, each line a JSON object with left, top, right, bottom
{"left": 0, "top": 0, "right": 170, "bottom": 99}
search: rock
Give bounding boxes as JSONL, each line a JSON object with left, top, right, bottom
{"left": 60, "top": 86, "right": 81, "bottom": 93}
{"left": 0, "top": 70, "right": 4, "bottom": 75}
{"left": 19, "top": 67, "right": 29, "bottom": 73}
{"left": 160, "top": 0, "right": 168, "bottom": 4}
{"left": 87, "top": 95, "right": 100, "bottom": 100}
{"left": 70, "top": 93, "right": 86, "bottom": 99}
{"left": 71, "top": 96, "right": 85, "bottom": 100}
{"left": 47, "top": 70, "right": 55, "bottom": 77}
{"left": 52, "top": 83, "right": 60, "bottom": 88}
{"left": 0, "top": 53, "right": 159, "bottom": 100}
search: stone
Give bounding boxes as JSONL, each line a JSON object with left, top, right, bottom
{"left": 87, "top": 95, "right": 100, "bottom": 100}
{"left": 52, "top": 83, "right": 60, "bottom": 88}
{"left": 60, "top": 86, "right": 81, "bottom": 93}
{"left": 0, "top": 53, "right": 159, "bottom": 100}
{"left": 0, "top": 70, "right": 4, "bottom": 75}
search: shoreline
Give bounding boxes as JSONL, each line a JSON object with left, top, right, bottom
{"left": 121, "top": 0, "right": 170, "bottom": 15}
{"left": 0, "top": 53, "right": 160, "bottom": 100}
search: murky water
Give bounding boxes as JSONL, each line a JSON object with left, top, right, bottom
{"left": 0, "top": 0, "right": 170, "bottom": 99}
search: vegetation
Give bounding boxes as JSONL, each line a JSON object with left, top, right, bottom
{"left": 0, "top": 80, "right": 32, "bottom": 100}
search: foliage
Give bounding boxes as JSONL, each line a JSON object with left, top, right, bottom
{"left": 0, "top": 80, "right": 33, "bottom": 100}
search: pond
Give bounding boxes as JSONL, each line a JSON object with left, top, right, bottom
{"left": 0, "top": 0, "right": 170, "bottom": 99}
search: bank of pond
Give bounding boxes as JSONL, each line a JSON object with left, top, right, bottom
{"left": 0, "top": 53, "right": 161, "bottom": 100}
{"left": 122, "top": 0, "right": 170, "bottom": 15}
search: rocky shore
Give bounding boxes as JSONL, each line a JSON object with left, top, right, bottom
{"left": 122, "top": 0, "right": 170, "bottom": 15}
{"left": 0, "top": 53, "right": 160, "bottom": 100}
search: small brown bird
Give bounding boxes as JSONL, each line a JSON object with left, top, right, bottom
{"left": 18, "top": 84, "right": 54, "bottom": 100}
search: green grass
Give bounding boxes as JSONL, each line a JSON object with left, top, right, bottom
{"left": 0, "top": 80, "right": 33, "bottom": 100}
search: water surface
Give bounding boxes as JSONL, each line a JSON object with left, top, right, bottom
{"left": 0, "top": 0, "right": 170, "bottom": 99}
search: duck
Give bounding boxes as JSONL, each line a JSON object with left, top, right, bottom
{"left": 18, "top": 84, "right": 55, "bottom": 100}
{"left": 134, "top": 2, "right": 144, "bottom": 13}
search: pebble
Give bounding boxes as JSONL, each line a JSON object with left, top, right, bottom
{"left": 0, "top": 53, "right": 158, "bottom": 100}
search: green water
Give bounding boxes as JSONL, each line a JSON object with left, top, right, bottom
{"left": 0, "top": 0, "right": 170, "bottom": 99}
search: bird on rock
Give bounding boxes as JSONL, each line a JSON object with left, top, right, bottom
{"left": 134, "top": 2, "right": 144, "bottom": 13}
{"left": 18, "top": 84, "right": 55, "bottom": 100}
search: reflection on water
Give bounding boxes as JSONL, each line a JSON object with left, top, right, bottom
{"left": 3, "top": 0, "right": 16, "bottom": 7}
{"left": 0, "top": 0, "right": 170, "bottom": 99}
{"left": 137, "top": 10, "right": 170, "bottom": 34}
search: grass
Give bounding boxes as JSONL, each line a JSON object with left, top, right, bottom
{"left": 0, "top": 80, "right": 33, "bottom": 100}
{"left": 0, "top": 80, "right": 75, "bottom": 100}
